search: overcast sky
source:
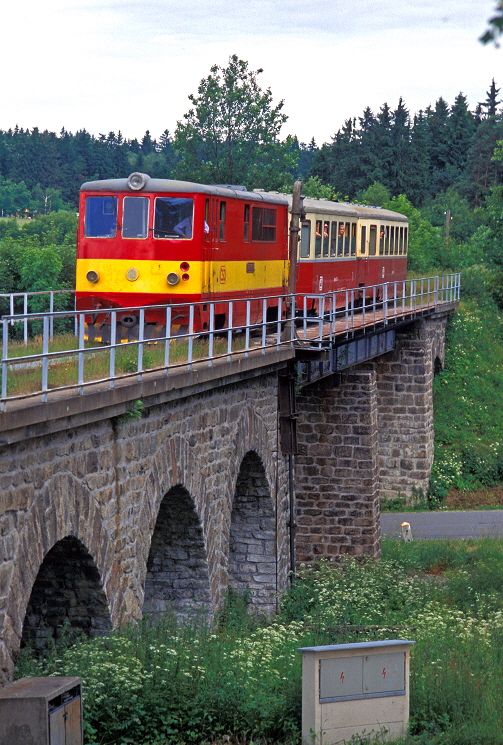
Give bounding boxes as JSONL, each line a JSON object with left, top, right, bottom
{"left": 1, "top": 0, "right": 500, "bottom": 146}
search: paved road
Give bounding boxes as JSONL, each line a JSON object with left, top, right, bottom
{"left": 380, "top": 510, "right": 503, "bottom": 540}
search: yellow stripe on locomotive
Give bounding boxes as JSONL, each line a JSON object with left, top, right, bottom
{"left": 76, "top": 258, "right": 287, "bottom": 296}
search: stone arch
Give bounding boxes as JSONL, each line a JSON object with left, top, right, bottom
{"left": 228, "top": 450, "right": 277, "bottom": 614}
{"left": 1, "top": 469, "right": 116, "bottom": 685}
{"left": 21, "top": 535, "right": 111, "bottom": 650}
{"left": 143, "top": 484, "right": 211, "bottom": 617}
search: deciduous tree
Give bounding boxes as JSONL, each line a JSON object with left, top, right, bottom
{"left": 174, "top": 55, "right": 295, "bottom": 188}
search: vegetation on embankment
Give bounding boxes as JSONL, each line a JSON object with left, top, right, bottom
{"left": 430, "top": 297, "right": 503, "bottom": 503}
{"left": 15, "top": 538, "right": 503, "bottom": 745}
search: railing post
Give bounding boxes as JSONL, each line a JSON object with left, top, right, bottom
{"left": 23, "top": 294, "right": 28, "bottom": 343}
{"left": 109, "top": 311, "right": 117, "bottom": 388}
{"left": 278, "top": 296, "right": 284, "bottom": 346}
{"left": 49, "top": 292, "right": 54, "bottom": 339}
{"left": 137, "top": 308, "right": 145, "bottom": 380}
{"left": 164, "top": 306, "right": 171, "bottom": 372}
{"left": 78, "top": 313, "right": 85, "bottom": 395}
{"left": 383, "top": 283, "right": 388, "bottom": 325}
{"left": 227, "top": 302, "right": 233, "bottom": 361}
{"left": 1, "top": 319, "right": 8, "bottom": 407}
{"left": 261, "top": 298, "right": 267, "bottom": 351}
{"left": 41, "top": 315, "right": 49, "bottom": 402}
{"left": 187, "top": 304, "right": 194, "bottom": 369}
{"left": 208, "top": 303, "right": 215, "bottom": 367}
{"left": 245, "top": 300, "right": 251, "bottom": 356}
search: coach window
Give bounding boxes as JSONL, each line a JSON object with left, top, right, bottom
{"left": 344, "top": 223, "right": 351, "bottom": 256}
{"left": 360, "top": 225, "right": 367, "bottom": 255}
{"left": 369, "top": 225, "right": 377, "bottom": 255}
{"left": 337, "top": 222, "right": 344, "bottom": 256}
{"left": 351, "top": 223, "right": 356, "bottom": 256}
{"left": 154, "top": 197, "right": 194, "bottom": 239}
{"left": 404, "top": 227, "right": 408, "bottom": 254}
{"left": 219, "top": 201, "right": 226, "bottom": 240}
{"left": 330, "top": 221, "right": 337, "bottom": 256}
{"left": 385, "top": 226, "right": 390, "bottom": 255}
{"left": 122, "top": 197, "right": 149, "bottom": 239}
{"left": 379, "top": 225, "right": 385, "bottom": 255}
{"left": 323, "top": 221, "right": 330, "bottom": 257}
{"left": 390, "top": 226, "right": 395, "bottom": 255}
{"left": 85, "top": 196, "right": 118, "bottom": 237}
{"left": 300, "top": 221, "right": 311, "bottom": 258}
{"left": 315, "top": 220, "right": 322, "bottom": 257}
{"left": 244, "top": 204, "right": 250, "bottom": 241}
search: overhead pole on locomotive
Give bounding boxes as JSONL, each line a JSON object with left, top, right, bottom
{"left": 285, "top": 180, "right": 303, "bottom": 338}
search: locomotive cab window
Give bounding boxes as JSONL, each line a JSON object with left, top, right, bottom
{"left": 84, "top": 196, "right": 118, "bottom": 238}
{"left": 252, "top": 207, "right": 276, "bottom": 242}
{"left": 122, "top": 197, "right": 149, "bottom": 239}
{"left": 219, "top": 201, "right": 226, "bottom": 240}
{"left": 300, "top": 221, "right": 311, "bottom": 258}
{"left": 154, "top": 197, "right": 194, "bottom": 239}
{"left": 244, "top": 204, "right": 250, "bottom": 241}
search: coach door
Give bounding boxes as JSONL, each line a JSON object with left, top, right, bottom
{"left": 202, "top": 197, "right": 218, "bottom": 299}
{"left": 356, "top": 222, "right": 370, "bottom": 288}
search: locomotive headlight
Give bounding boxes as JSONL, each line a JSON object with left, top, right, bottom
{"left": 126, "top": 268, "right": 139, "bottom": 281}
{"left": 86, "top": 270, "right": 99, "bottom": 283}
{"left": 127, "top": 172, "right": 148, "bottom": 191}
{"left": 167, "top": 272, "right": 180, "bottom": 286}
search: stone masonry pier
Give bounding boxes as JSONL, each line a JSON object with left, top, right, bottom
{"left": 0, "top": 312, "right": 450, "bottom": 685}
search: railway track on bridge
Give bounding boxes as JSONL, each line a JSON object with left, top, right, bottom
{"left": 0, "top": 274, "right": 460, "bottom": 411}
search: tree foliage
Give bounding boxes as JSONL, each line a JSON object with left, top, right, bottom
{"left": 480, "top": 2, "right": 503, "bottom": 44}
{"left": 173, "top": 55, "right": 296, "bottom": 189}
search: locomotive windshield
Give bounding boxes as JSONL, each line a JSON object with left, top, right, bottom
{"left": 154, "top": 197, "right": 194, "bottom": 239}
{"left": 84, "top": 196, "right": 118, "bottom": 237}
{"left": 123, "top": 196, "right": 149, "bottom": 238}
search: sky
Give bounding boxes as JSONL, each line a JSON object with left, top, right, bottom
{"left": 1, "top": 0, "right": 501, "bottom": 146}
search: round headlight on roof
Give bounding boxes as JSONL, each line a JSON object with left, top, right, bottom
{"left": 127, "top": 172, "right": 149, "bottom": 191}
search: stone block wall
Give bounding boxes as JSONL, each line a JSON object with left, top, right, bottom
{"left": 295, "top": 369, "right": 381, "bottom": 564}
{"left": 374, "top": 317, "right": 448, "bottom": 501}
{"left": 0, "top": 371, "right": 289, "bottom": 686}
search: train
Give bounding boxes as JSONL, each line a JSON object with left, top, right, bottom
{"left": 75, "top": 173, "right": 408, "bottom": 339}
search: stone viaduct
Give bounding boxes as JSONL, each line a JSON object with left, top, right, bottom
{"left": 0, "top": 309, "right": 452, "bottom": 685}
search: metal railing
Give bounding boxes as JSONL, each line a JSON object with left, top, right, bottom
{"left": 0, "top": 274, "right": 460, "bottom": 408}
{"left": 0, "top": 289, "right": 74, "bottom": 342}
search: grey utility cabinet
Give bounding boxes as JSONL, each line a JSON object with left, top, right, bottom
{"left": 0, "top": 676, "right": 82, "bottom": 745}
{"left": 298, "top": 640, "right": 415, "bottom": 745}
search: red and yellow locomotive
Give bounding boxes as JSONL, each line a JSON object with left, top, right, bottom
{"left": 75, "top": 173, "right": 408, "bottom": 337}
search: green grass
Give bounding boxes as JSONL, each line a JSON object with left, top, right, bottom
{"left": 2, "top": 333, "right": 249, "bottom": 398}
{"left": 15, "top": 539, "right": 503, "bottom": 745}
{"left": 431, "top": 299, "right": 503, "bottom": 501}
